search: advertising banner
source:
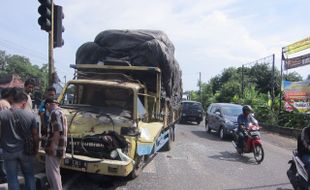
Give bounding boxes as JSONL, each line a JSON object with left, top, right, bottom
{"left": 282, "top": 80, "right": 310, "bottom": 112}
{"left": 283, "top": 37, "right": 310, "bottom": 55}
{"left": 282, "top": 37, "right": 310, "bottom": 70}
{"left": 284, "top": 52, "right": 310, "bottom": 69}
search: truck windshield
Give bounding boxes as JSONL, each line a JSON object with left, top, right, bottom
{"left": 137, "top": 96, "right": 146, "bottom": 119}
{"left": 62, "top": 83, "right": 134, "bottom": 115}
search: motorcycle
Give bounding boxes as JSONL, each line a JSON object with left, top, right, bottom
{"left": 232, "top": 123, "right": 264, "bottom": 164}
{"left": 287, "top": 150, "right": 310, "bottom": 190}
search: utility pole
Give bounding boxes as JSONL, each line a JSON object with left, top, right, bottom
{"left": 199, "top": 72, "right": 202, "bottom": 103}
{"left": 271, "top": 54, "right": 275, "bottom": 110}
{"left": 241, "top": 65, "right": 244, "bottom": 98}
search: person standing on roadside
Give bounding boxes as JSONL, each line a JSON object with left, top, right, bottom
{"left": 0, "top": 88, "right": 11, "bottom": 183}
{"left": 0, "top": 88, "right": 18, "bottom": 183}
{"left": 38, "top": 87, "right": 57, "bottom": 136}
{"left": 0, "top": 88, "right": 11, "bottom": 111}
{"left": 44, "top": 98, "right": 67, "bottom": 190}
{"left": 24, "top": 78, "right": 36, "bottom": 110}
{"left": 0, "top": 91, "right": 39, "bottom": 190}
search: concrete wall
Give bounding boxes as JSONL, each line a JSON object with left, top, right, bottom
{"left": 260, "top": 123, "right": 301, "bottom": 139}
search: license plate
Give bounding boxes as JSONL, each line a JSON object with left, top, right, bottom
{"left": 64, "top": 158, "right": 87, "bottom": 168}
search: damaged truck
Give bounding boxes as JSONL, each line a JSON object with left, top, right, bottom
{"left": 37, "top": 30, "right": 182, "bottom": 178}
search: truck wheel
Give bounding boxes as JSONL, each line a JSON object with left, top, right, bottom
{"left": 128, "top": 155, "right": 145, "bottom": 179}
{"left": 161, "top": 128, "right": 173, "bottom": 151}
{"left": 161, "top": 137, "right": 171, "bottom": 151}
{"left": 171, "top": 125, "right": 175, "bottom": 142}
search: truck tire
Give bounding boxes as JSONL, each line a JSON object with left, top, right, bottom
{"left": 128, "top": 155, "right": 145, "bottom": 179}
{"left": 161, "top": 137, "right": 171, "bottom": 151}
{"left": 161, "top": 127, "right": 173, "bottom": 151}
{"left": 170, "top": 125, "right": 175, "bottom": 141}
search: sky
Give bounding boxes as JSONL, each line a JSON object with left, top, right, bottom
{"left": 0, "top": 0, "right": 309, "bottom": 91}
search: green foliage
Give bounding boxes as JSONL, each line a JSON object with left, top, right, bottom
{"left": 198, "top": 61, "right": 306, "bottom": 128}
{"left": 278, "top": 111, "right": 310, "bottom": 129}
{"left": 216, "top": 80, "right": 241, "bottom": 102}
{"left": 283, "top": 71, "right": 303, "bottom": 81}
{"left": 0, "top": 50, "right": 48, "bottom": 91}
{"left": 248, "top": 63, "right": 274, "bottom": 94}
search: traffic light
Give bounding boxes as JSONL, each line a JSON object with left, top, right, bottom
{"left": 53, "top": 5, "right": 64, "bottom": 48}
{"left": 38, "top": 0, "right": 53, "bottom": 32}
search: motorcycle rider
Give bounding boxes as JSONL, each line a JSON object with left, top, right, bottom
{"left": 298, "top": 125, "right": 310, "bottom": 176}
{"left": 236, "top": 105, "right": 258, "bottom": 153}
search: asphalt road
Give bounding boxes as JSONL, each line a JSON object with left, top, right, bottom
{"left": 0, "top": 122, "right": 297, "bottom": 190}
{"left": 59, "top": 122, "right": 296, "bottom": 190}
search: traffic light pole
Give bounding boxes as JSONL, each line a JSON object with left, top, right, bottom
{"left": 48, "top": 0, "right": 54, "bottom": 87}
{"left": 38, "top": 0, "right": 64, "bottom": 86}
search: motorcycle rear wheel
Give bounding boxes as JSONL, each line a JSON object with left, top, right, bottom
{"left": 253, "top": 144, "right": 264, "bottom": 164}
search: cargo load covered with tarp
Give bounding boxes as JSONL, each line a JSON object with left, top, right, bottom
{"left": 75, "top": 30, "right": 182, "bottom": 109}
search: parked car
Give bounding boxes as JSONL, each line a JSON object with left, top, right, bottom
{"left": 205, "top": 103, "right": 243, "bottom": 139}
{"left": 180, "top": 100, "right": 204, "bottom": 125}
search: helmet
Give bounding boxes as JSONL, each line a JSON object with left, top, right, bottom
{"left": 242, "top": 105, "right": 253, "bottom": 113}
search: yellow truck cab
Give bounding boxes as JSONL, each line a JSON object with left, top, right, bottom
{"left": 37, "top": 63, "right": 180, "bottom": 178}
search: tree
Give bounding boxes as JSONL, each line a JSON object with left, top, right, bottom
{"left": 283, "top": 71, "right": 303, "bottom": 82}
{"left": 0, "top": 50, "right": 48, "bottom": 91}
{"left": 0, "top": 50, "right": 6, "bottom": 70}
{"left": 216, "top": 80, "right": 241, "bottom": 102}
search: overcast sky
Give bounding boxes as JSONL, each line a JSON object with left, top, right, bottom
{"left": 0, "top": 0, "right": 309, "bottom": 91}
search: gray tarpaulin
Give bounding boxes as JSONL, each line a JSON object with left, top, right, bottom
{"left": 76, "top": 30, "right": 182, "bottom": 109}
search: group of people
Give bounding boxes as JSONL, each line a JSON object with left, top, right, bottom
{"left": 0, "top": 79, "right": 68, "bottom": 190}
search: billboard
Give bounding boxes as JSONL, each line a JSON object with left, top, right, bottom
{"left": 282, "top": 80, "right": 310, "bottom": 112}
{"left": 283, "top": 37, "right": 310, "bottom": 55}
{"left": 282, "top": 37, "right": 310, "bottom": 70}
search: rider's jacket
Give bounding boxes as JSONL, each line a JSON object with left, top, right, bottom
{"left": 237, "top": 113, "right": 257, "bottom": 131}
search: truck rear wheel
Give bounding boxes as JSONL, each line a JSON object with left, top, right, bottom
{"left": 161, "top": 136, "right": 171, "bottom": 151}
{"left": 161, "top": 127, "right": 174, "bottom": 151}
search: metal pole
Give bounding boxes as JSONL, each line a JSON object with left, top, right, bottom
{"left": 199, "top": 72, "right": 202, "bottom": 103}
{"left": 279, "top": 48, "right": 284, "bottom": 114}
{"left": 241, "top": 65, "right": 244, "bottom": 98}
{"left": 271, "top": 54, "right": 275, "bottom": 110}
{"left": 48, "top": 0, "right": 54, "bottom": 87}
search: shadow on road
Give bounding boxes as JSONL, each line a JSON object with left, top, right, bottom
{"left": 223, "top": 182, "right": 292, "bottom": 190}
{"left": 178, "top": 121, "right": 199, "bottom": 125}
{"left": 62, "top": 169, "right": 130, "bottom": 190}
{"left": 208, "top": 151, "right": 258, "bottom": 165}
{"left": 191, "top": 130, "right": 222, "bottom": 142}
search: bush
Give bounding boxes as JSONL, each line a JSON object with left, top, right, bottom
{"left": 278, "top": 111, "right": 310, "bottom": 129}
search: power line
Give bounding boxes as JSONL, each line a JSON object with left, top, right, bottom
{"left": 0, "top": 38, "right": 47, "bottom": 59}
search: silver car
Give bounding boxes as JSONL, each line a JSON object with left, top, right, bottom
{"left": 205, "top": 103, "right": 243, "bottom": 140}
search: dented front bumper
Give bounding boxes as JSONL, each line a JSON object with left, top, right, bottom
{"left": 37, "top": 150, "right": 134, "bottom": 177}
